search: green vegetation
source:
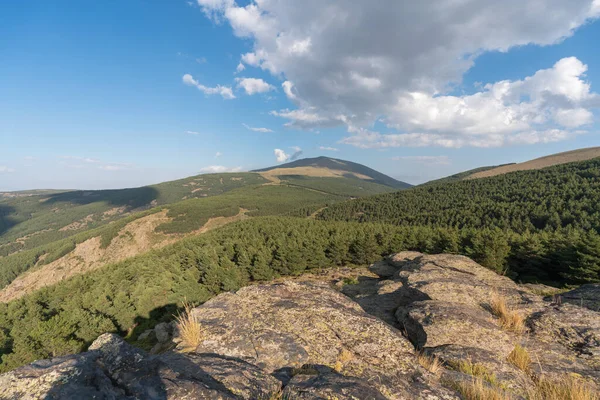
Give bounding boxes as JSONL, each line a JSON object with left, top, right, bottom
{"left": 1, "top": 216, "right": 599, "bottom": 371}
{"left": 0, "top": 173, "right": 267, "bottom": 257}
{"left": 318, "top": 158, "right": 600, "bottom": 283}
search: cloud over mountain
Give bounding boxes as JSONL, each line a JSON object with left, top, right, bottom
{"left": 196, "top": 0, "right": 599, "bottom": 148}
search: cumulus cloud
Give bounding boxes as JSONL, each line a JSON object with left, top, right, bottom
{"left": 183, "top": 74, "right": 235, "bottom": 99}
{"left": 243, "top": 123, "right": 274, "bottom": 133}
{"left": 274, "top": 146, "right": 303, "bottom": 163}
{"left": 195, "top": 0, "right": 599, "bottom": 147}
{"left": 199, "top": 165, "right": 243, "bottom": 173}
{"left": 0, "top": 166, "right": 15, "bottom": 173}
{"left": 215, "top": 151, "right": 223, "bottom": 158}
{"left": 392, "top": 156, "right": 451, "bottom": 165}
{"left": 319, "top": 146, "right": 339, "bottom": 152}
{"left": 236, "top": 62, "right": 245, "bottom": 73}
{"left": 236, "top": 77, "right": 275, "bottom": 95}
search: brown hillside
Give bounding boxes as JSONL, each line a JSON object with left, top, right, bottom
{"left": 466, "top": 147, "right": 600, "bottom": 179}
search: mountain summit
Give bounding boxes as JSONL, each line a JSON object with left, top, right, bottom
{"left": 253, "top": 156, "right": 411, "bottom": 189}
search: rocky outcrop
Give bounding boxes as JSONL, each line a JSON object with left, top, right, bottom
{"left": 1, "top": 252, "right": 598, "bottom": 399}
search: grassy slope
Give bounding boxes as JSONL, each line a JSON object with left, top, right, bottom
{"left": 466, "top": 147, "right": 600, "bottom": 180}
{"left": 0, "top": 173, "right": 266, "bottom": 256}
{"left": 0, "top": 174, "right": 395, "bottom": 291}
{"left": 421, "top": 164, "right": 513, "bottom": 186}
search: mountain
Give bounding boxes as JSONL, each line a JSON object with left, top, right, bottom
{"left": 0, "top": 159, "right": 400, "bottom": 302}
{"left": 252, "top": 156, "right": 411, "bottom": 189}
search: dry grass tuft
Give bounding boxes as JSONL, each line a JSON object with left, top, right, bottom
{"left": 175, "top": 301, "right": 203, "bottom": 350}
{"left": 451, "top": 378, "right": 510, "bottom": 400}
{"left": 450, "top": 358, "right": 499, "bottom": 387}
{"left": 507, "top": 344, "right": 531, "bottom": 372}
{"left": 528, "top": 374, "right": 599, "bottom": 400}
{"left": 490, "top": 292, "right": 525, "bottom": 333}
{"left": 418, "top": 352, "right": 443, "bottom": 375}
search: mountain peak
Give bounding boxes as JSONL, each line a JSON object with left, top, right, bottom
{"left": 252, "top": 156, "right": 411, "bottom": 189}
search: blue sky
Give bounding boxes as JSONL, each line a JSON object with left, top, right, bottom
{"left": 1, "top": 0, "right": 599, "bottom": 190}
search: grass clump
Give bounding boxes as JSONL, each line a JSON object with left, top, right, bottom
{"left": 507, "top": 344, "right": 531, "bottom": 372}
{"left": 528, "top": 374, "right": 599, "bottom": 400}
{"left": 449, "top": 358, "right": 499, "bottom": 387}
{"left": 490, "top": 292, "right": 525, "bottom": 333}
{"left": 451, "top": 378, "right": 510, "bottom": 400}
{"left": 417, "top": 352, "right": 443, "bottom": 375}
{"left": 175, "top": 302, "right": 204, "bottom": 350}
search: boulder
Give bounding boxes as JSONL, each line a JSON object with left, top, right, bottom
{"left": 178, "top": 281, "right": 455, "bottom": 399}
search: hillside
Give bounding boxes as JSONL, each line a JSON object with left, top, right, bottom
{"left": 253, "top": 156, "right": 411, "bottom": 189}
{"left": 0, "top": 158, "right": 399, "bottom": 301}
{"left": 421, "top": 164, "right": 514, "bottom": 186}
{"left": 466, "top": 147, "right": 600, "bottom": 180}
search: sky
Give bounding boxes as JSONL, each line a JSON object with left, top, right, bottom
{"left": 1, "top": 0, "right": 600, "bottom": 191}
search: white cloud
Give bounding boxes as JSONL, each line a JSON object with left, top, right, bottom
{"left": 274, "top": 147, "right": 303, "bottom": 163}
{"left": 243, "top": 123, "right": 274, "bottom": 133}
{"left": 342, "top": 58, "right": 598, "bottom": 148}
{"left": 182, "top": 74, "right": 236, "bottom": 99}
{"left": 392, "top": 156, "right": 451, "bottom": 165}
{"left": 196, "top": 0, "right": 599, "bottom": 148}
{"left": 199, "top": 165, "right": 243, "bottom": 173}
{"left": 270, "top": 108, "right": 332, "bottom": 129}
{"left": 236, "top": 62, "right": 245, "bottom": 73}
{"left": 98, "top": 162, "right": 133, "bottom": 172}
{"left": 274, "top": 149, "right": 289, "bottom": 163}
{"left": 215, "top": 151, "right": 223, "bottom": 158}
{"left": 196, "top": 57, "right": 207, "bottom": 64}
{"left": 185, "top": 130, "right": 201, "bottom": 135}
{"left": 319, "top": 146, "right": 339, "bottom": 152}
{"left": 282, "top": 81, "right": 297, "bottom": 101}
{"left": 236, "top": 77, "right": 275, "bottom": 95}
{"left": 0, "top": 166, "right": 15, "bottom": 173}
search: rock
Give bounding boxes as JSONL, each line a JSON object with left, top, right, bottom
{"left": 561, "top": 284, "right": 600, "bottom": 311}
{"left": 177, "top": 281, "right": 454, "bottom": 399}
{"left": 388, "top": 252, "right": 599, "bottom": 396}
{"left": 369, "top": 260, "right": 398, "bottom": 278}
{"left": 154, "top": 322, "right": 171, "bottom": 343}
{"left": 0, "top": 333, "right": 279, "bottom": 400}
{"left": 387, "top": 251, "right": 424, "bottom": 268}
{"left": 283, "top": 364, "right": 388, "bottom": 399}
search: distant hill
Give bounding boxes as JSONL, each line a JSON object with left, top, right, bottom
{"left": 420, "top": 164, "right": 514, "bottom": 186}
{"left": 0, "top": 157, "right": 401, "bottom": 301}
{"left": 253, "top": 156, "right": 411, "bottom": 189}
{"left": 465, "top": 147, "right": 600, "bottom": 180}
